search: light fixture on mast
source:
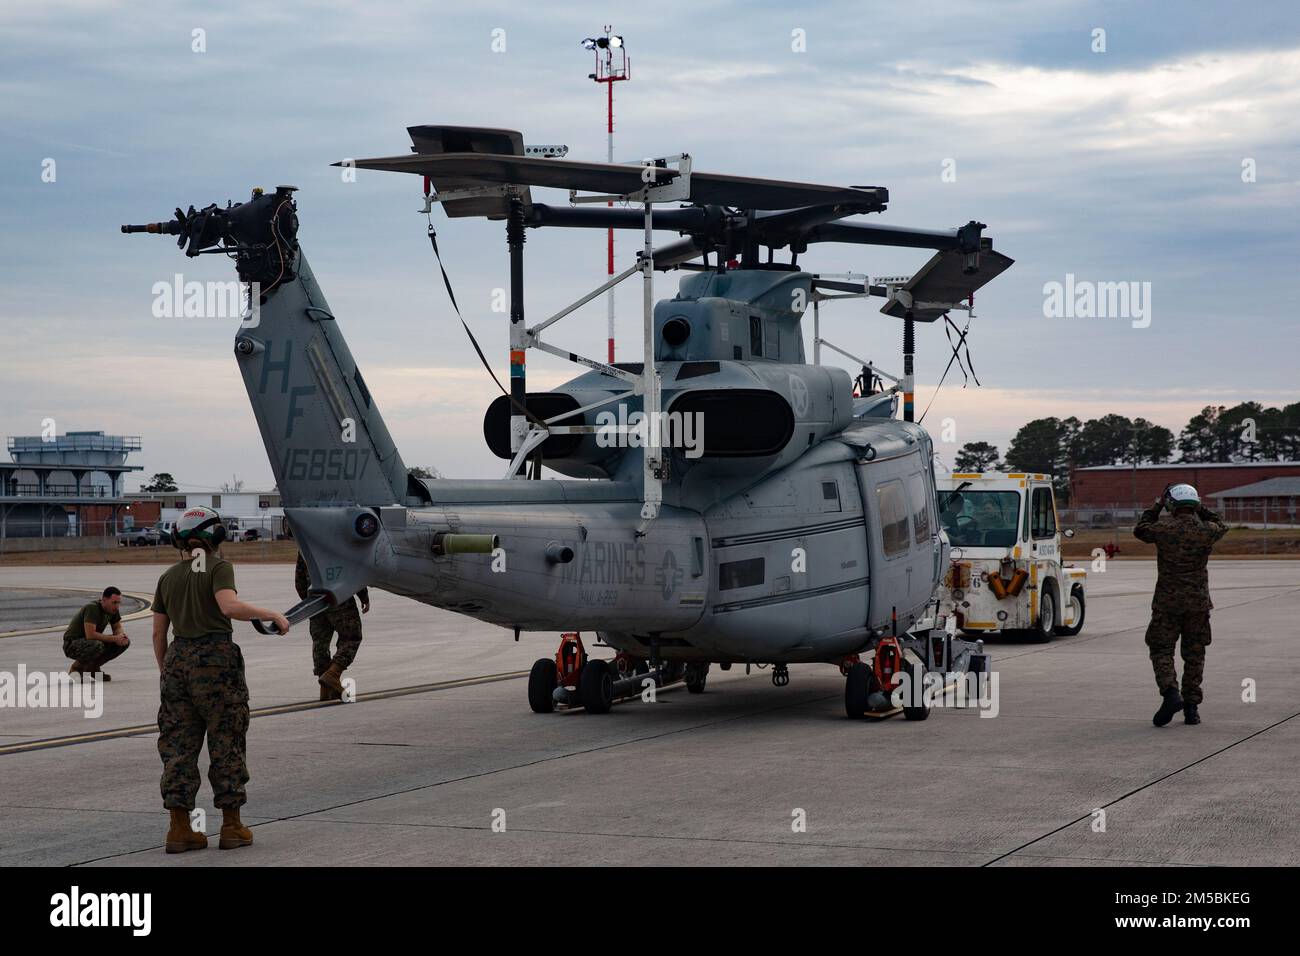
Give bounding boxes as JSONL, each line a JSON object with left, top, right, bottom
{"left": 580, "top": 27, "right": 630, "bottom": 364}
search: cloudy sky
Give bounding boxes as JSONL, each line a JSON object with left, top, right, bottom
{"left": 2, "top": 0, "right": 1297, "bottom": 491}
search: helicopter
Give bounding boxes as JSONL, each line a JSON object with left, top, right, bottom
{"left": 122, "top": 124, "right": 1014, "bottom": 718}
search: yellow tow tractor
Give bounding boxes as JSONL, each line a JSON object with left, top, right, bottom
{"left": 935, "top": 472, "right": 1086, "bottom": 642}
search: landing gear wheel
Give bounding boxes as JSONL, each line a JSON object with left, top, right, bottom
{"left": 772, "top": 664, "right": 790, "bottom": 687}
{"left": 527, "top": 658, "right": 557, "bottom": 714}
{"left": 579, "top": 659, "right": 614, "bottom": 714}
{"left": 901, "top": 663, "right": 930, "bottom": 721}
{"left": 685, "top": 663, "right": 709, "bottom": 694}
{"left": 1056, "top": 586, "right": 1085, "bottom": 636}
{"left": 1028, "top": 590, "right": 1055, "bottom": 643}
{"left": 844, "top": 663, "right": 871, "bottom": 718}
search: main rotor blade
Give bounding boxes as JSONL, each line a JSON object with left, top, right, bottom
{"left": 879, "top": 248, "right": 1016, "bottom": 322}
{"left": 806, "top": 220, "right": 983, "bottom": 252}
{"left": 646, "top": 237, "right": 706, "bottom": 270}
{"left": 528, "top": 203, "right": 713, "bottom": 232}
{"left": 337, "top": 152, "right": 886, "bottom": 211}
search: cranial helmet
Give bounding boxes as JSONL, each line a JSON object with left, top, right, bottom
{"left": 173, "top": 505, "right": 227, "bottom": 548}
{"left": 1165, "top": 483, "right": 1200, "bottom": 509}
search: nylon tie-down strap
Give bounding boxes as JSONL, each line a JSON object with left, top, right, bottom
{"left": 426, "top": 225, "right": 547, "bottom": 429}
{"left": 918, "top": 313, "right": 979, "bottom": 424}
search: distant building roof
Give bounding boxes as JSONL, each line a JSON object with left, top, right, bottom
{"left": 1075, "top": 461, "right": 1300, "bottom": 471}
{"left": 1214, "top": 477, "right": 1300, "bottom": 499}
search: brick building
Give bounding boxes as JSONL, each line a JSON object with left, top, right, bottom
{"left": 1069, "top": 461, "right": 1300, "bottom": 520}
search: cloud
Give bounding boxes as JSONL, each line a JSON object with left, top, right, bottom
{"left": 1, "top": 0, "right": 1297, "bottom": 485}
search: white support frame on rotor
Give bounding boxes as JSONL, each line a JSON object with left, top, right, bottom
{"left": 430, "top": 154, "right": 693, "bottom": 530}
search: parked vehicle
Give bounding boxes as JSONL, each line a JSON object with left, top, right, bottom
{"left": 118, "top": 526, "right": 163, "bottom": 547}
{"left": 936, "top": 472, "right": 1086, "bottom": 642}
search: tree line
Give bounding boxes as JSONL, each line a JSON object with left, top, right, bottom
{"left": 953, "top": 401, "right": 1300, "bottom": 478}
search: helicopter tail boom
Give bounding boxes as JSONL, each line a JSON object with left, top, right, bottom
{"left": 233, "top": 248, "right": 413, "bottom": 512}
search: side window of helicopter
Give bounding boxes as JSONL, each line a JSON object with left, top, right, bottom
{"left": 765, "top": 320, "right": 779, "bottom": 359}
{"left": 1031, "top": 486, "right": 1056, "bottom": 539}
{"left": 876, "top": 479, "right": 911, "bottom": 558}
{"left": 749, "top": 316, "right": 763, "bottom": 357}
{"left": 718, "top": 556, "right": 765, "bottom": 591}
{"left": 907, "top": 472, "right": 932, "bottom": 544}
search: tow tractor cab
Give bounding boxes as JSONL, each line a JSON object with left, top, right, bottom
{"left": 936, "top": 472, "right": 1086, "bottom": 642}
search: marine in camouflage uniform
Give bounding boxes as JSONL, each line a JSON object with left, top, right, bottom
{"left": 62, "top": 590, "right": 129, "bottom": 678}
{"left": 1133, "top": 495, "right": 1227, "bottom": 719}
{"left": 152, "top": 505, "right": 289, "bottom": 853}
{"left": 154, "top": 553, "right": 249, "bottom": 813}
{"left": 295, "top": 553, "right": 368, "bottom": 700}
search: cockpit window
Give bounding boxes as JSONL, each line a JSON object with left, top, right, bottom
{"left": 939, "top": 490, "right": 1020, "bottom": 548}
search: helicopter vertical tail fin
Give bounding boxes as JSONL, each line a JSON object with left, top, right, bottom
{"left": 234, "top": 249, "right": 413, "bottom": 509}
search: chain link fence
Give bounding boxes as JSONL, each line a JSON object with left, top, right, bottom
{"left": 0, "top": 515, "right": 292, "bottom": 559}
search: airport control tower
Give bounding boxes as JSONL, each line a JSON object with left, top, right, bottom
{"left": 0, "top": 431, "right": 142, "bottom": 540}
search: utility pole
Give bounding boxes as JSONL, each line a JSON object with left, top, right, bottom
{"left": 582, "top": 28, "right": 629, "bottom": 363}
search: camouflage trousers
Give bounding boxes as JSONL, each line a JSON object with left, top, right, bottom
{"left": 1144, "top": 609, "right": 1211, "bottom": 706}
{"left": 63, "top": 636, "right": 129, "bottom": 668}
{"left": 310, "top": 599, "right": 362, "bottom": 675}
{"left": 157, "top": 635, "right": 250, "bottom": 810}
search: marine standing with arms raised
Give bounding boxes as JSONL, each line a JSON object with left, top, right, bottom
{"left": 1133, "top": 484, "right": 1228, "bottom": 727}
{"left": 152, "top": 506, "right": 289, "bottom": 854}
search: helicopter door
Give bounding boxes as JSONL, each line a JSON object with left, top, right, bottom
{"left": 859, "top": 462, "right": 912, "bottom": 631}
{"left": 905, "top": 467, "right": 941, "bottom": 610}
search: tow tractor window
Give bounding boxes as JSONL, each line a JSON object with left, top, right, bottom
{"left": 876, "top": 480, "right": 911, "bottom": 557}
{"left": 1031, "top": 486, "right": 1057, "bottom": 539}
{"left": 939, "top": 490, "right": 1020, "bottom": 548}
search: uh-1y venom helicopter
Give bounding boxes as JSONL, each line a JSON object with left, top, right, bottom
{"left": 122, "top": 124, "right": 1013, "bottom": 718}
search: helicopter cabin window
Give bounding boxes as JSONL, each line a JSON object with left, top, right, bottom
{"left": 749, "top": 316, "right": 763, "bottom": 357}
{"left": 875, "top": 480, "right": 911, "bottom": 557}
{"left": 906, "top": 473, "right": 931, "bottom": 545}
{"left": 765, "top": 320, "right": 779, "bottom": 359}
{"left": 718, "top": 556, "right": 765, "bottom": 591}
{"left": 1031, "top": 486, "right": 1057, "bottom": 539}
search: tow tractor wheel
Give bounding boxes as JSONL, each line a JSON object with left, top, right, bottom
{"left": 579, "top": 659, "right": 615, "bottom": 714}
{"left": 1056, "top": 586, "right": 1086, "bottom": 636}
{"left": 901, "top": 663, "right": 930, "bottom": 721}
{"left": 844, "top": 662, "right": 872, "bottom": 718}
{"left": 685, "top": 662, "right": 709, "bottom": 694}
{"left": 527, "top": 658, "right": 557, "bottom": 714}
{"left": 1028, "top": 589, "right": 1055, "bottom": 643}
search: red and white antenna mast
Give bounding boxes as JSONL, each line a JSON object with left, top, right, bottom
{"left": 582, "top": 27, "right": 629, "bottom": 363}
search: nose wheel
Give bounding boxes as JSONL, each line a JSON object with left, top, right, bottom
{"left": 772, "top": 664, "right": 790, "bottom": 687}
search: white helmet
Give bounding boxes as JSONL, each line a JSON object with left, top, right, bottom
{"left": 173, "top": 505, "right": 227, "bottom": 549}
{"left": 1165, "top": 483, "right": 1200, "bottom": 508}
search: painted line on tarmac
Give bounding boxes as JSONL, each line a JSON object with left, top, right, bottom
{"left": 0, "top": 586, "right": 154, "bottom": 639}
{"left": 0, "top": 670, "right": 529, "bottom": 757}
{"left": 981, "top": 708, "right": 1300, "bottom": 867}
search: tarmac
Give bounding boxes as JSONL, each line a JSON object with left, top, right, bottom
{"left": 0, "top": 559, "right": 1296, "bottom": 867}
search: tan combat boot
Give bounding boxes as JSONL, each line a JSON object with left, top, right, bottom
{"left": 319, "top": 684, "right": 332, "bottom": 701}
{"left": 165, "top": 808, "right": 208, "bottom": 854}
{"left": 219, "top": 809, "right": 254, "bottom": 850}
{"left": 318, "top": 662, "right": 345, "bottom": 698}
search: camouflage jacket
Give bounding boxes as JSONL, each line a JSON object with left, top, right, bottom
{"left": 294, "top": 554, "right": 368, "bottom": 611}
{"left": 1133, "top": 505, "right": 1228, "bottom": 611}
